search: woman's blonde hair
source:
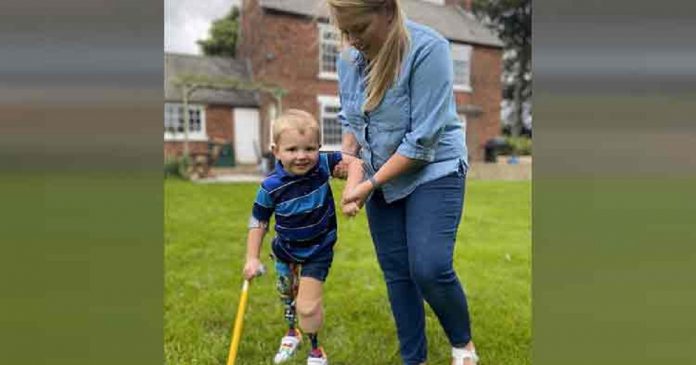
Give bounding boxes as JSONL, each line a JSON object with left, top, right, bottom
{"left": 327, "top": 0, "right": 410, "bottom": 112}
{"left": 271, "top": 109, "right": 321, "bottom": 145}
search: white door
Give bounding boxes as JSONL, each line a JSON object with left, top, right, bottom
{"left": 234, "top": 108, "right": 260, "bottom": 164}
{"left": 460, "top": 113, "right": 476, "bottom": 161}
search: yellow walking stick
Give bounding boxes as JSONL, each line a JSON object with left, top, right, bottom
{"left": 226, "top": 265, "right": 265, "bottom": 365}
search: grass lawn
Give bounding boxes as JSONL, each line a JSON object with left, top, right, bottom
{"left": 165, "top": 179, "right": 530, "bottom": 365}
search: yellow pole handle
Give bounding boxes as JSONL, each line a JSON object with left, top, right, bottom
{"left": 226, "top": 280, "right": 250, "bottom": 365}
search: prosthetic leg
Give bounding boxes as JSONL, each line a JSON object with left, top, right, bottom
{"left": 273, "top": 258, "right": 302, "bottom": 364}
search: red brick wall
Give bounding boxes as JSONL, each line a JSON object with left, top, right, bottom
{"left": 206, "top": 105, "right": 234, "bottom": 143}
{"left": 239, "top": 0, "right": 501, "bottom": 161}
{"left": 164, "top": 142, "right": 208, "bottom": 158}
{"left": 239, "top": 2, "right": 338, "bottom": 150}
{"left": 458, "top": 45, "right": 503, "bottom": 161}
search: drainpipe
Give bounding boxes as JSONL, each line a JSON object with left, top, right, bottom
{"left": 181, "top": 85, "right": 190, "bottom": 158}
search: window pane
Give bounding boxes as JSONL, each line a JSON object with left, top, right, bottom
{"left": 322, "top": 117, "right": 342, "bottom": 145}
{"left": 320, "top": 25, "right": 339, "bottom": 75}
{"left": 321, "top": 103, "right": 342, "bottom": 146}
{"left": 450, "top": 44, "right": 471, "bottom": 88}
{"left": 163, "top": 104, "right": 205, "bottom": 135}
{"left": 453, "top": 60, "right": 469, "bottom": 87}
{"left": 321, "top": 44, "right": 338, "bottom": 73}
{"left": 323, "top": 29, "right": 339, "bottom": 41}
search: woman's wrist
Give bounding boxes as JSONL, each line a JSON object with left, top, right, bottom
{"left": 355, "top": 180, "right": 371, "bottom": 193}
{"left": 367, "top": 175, "right": 381, "bottom": 190}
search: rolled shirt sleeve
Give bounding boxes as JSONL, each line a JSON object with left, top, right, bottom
{"left": 397, "top": 39, "right": 454, "bottom": 162}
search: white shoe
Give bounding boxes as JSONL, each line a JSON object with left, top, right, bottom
{"left": 452, "top": 347, "right": 479, "bottom": 365}
{"left": 273, "top": 330, "right": 302, "bottom": 364}
{"left": 306, "top": 347, "right": 328, "bottom": 365}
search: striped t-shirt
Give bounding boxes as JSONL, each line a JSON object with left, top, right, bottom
{"left": 251, "top": 152, "right": 342, "bottom": 261}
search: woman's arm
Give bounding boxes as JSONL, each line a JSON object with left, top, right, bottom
{"left": 341, "top": 155, "right": 365, "bottom": 216}
{"left": 342, "top": 131, "right": 360, "bottom": 157}
{"left": 342, "top": 153, "right": 424, "bottom": 207}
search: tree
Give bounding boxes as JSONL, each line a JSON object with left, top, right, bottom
{"left": 197, "top": 7, "right": 240, "bottom": 57}
{"left": 472, "top": 0, "right": 531, "bottom": 137}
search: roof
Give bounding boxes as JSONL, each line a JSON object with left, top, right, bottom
{"left": 259, "top": 0, "right": 503, "bottom": 47}
{"left": 165, "top": 53, "right": 260, "bottom": 107}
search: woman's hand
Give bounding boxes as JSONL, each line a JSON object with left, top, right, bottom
{"left": 341, "top": 182, "right": 362, "bottom": 217}
{"left": 342, "top": 180, "right": 374, "bottom": 210}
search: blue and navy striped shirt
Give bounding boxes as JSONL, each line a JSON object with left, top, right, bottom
{"left": 252, "top": 152, "right": 342, "bottom": 261}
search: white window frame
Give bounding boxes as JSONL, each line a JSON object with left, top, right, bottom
{"left": 164, "top": 102, "right": 207, "bottom": 141}
{"left": 267, "top": 103, "right": 278, "bottom": 151}
{"left": 317, "top": 22, "right": 340, "bottom": 81}
{"left": 421, "top": 0, "right": 445, "bottom": 5}
{"left": 317, "top": 95, "right": 342, "bottom": 151}
{"left": 451, "top": 43, "right": 473, "bottom": 93}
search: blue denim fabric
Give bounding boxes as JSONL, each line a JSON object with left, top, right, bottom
{"left": 365, "top": 169, "right": 471, "bottom": 364}
{"left": 337, "top": 19, "right": 468, "bottom": 203}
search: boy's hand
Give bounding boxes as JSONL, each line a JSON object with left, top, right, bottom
{"left": 342, "top": 201, "right": 360, "bottom": 217}
{"left": 332, "top": 159, "right": 349, "bottom": 179}
{"left": 243, "top": 258, "right": 263, "bottom": 280}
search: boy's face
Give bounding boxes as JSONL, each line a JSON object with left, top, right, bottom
{"left": 272, "top": 129, "right": 320, "bottom": 176}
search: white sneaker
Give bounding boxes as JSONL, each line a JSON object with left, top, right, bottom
{"left": 273, "top": 330, "right": 302, "bottom": 364}
{"left": 452, "top": 347, "right": 479, "bottom": 365}
{"left": 306, "top": 347, "right": 328, "bottom": 365}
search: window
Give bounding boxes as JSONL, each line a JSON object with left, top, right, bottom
{"left": 317, "top": 96, "right": 342, "bottom": 150}
{"left": 451, "top": 43, "right": 472, "bottom": 92}
{"left": 421, "top": 0, "right": 445, "bottom": 5}
{"left": 164, "top": 103, "right": 207, "bottom": 140}
{"left": 318, "top": 23, "right": 340, "bottom": 80}
{"left": 267, "top": 103, "right": 278, "bottom": 149}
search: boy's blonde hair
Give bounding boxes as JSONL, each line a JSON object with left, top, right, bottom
{"left": 271, "top": 109, "right": 321, "bottom": 146}
{"left": 327, "top": 0, "right": 410, "bottom": 112}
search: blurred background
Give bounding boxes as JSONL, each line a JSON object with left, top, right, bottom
{"left": 163, "top": 0, "right": 531, "bottom": 181}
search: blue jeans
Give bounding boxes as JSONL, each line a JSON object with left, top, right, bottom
{"left": 366, "top": 170, "right": 471, "bottom": 364}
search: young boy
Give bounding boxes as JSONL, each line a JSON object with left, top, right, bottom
{"left": 243, "top": 109, "right": 359, "bottom": 365}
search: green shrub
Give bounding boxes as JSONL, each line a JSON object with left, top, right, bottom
{"left": 164, "top": 155, "right": 192, "bottom": 179}
{"left": 506, "top": 136, "right": 532, "bottom": 155}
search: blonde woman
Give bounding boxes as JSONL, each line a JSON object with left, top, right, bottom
{"left": 328, "top": 1, "right": 479, "bottom": 364}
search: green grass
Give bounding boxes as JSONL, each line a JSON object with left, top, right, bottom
{"left": 165, "top": 179, "right": 530, "bottom": 365}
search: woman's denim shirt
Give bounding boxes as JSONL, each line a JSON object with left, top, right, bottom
{"left": 338, "top": 20, "right": 468, "bottom": 203}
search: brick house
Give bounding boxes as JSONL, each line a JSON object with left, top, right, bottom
{"left": 237, "top": 0, "right": 503, "bottom": 161}
{"left": 164, "top": 53, "right": 263, "bottom": 166}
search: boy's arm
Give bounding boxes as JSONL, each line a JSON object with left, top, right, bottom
{"left": 332, "top": 132, "right": 361, "bottom": 179}
{"left": 243, "top": 219, "right": 268, "bottom": 280}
